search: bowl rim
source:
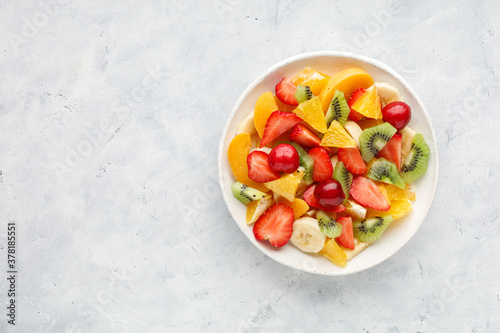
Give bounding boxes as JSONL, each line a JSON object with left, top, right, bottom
{"left": 217, "top": 50, "right": 439, "bottom": 275}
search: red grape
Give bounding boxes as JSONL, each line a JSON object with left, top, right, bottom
{"left": 268, "top": 143, "right": 300, "bottom": 174}
{"left": 314, "top": 179, "right": 345, "bottom": 208}
{"left": 382, "top": 101, "right": 411, "bottom": 131}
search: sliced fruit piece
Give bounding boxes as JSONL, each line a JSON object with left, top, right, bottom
{"left": 332, "top": 161, "right": 353, "bottom": 204}
{"left": 367, "top": 158, "right": 405, "bottom": 189}
{"left": 336, "top": 216, "right": 354, "bottom": 249}
{"left": 295, "top": 85, "right": 313, "bottom": 104}
{"left": 366, "top": 199, "right": 412, "bottom": 220}
{"left": 385, "top": 183, "right": 416, "bottom": 201}
{"left": 377, "top": 182, "right": 391, "bottom": 204}
{"left": 290, "top": 216, "right": 326, "bottom": 253}
{"left": 344, "top": 239, "right": 372, "bottom": 261}
{"left": 260, "top": 111, "right": 303, "bottom": 148}
{"left": 228, "top": 133, "right": 269, "bottom": 192}
{"left": 350, "top": 176, "right": 390, "bottom": 211}
{"left": 319, "top": 68, "right": 374, "bottom": 113}
{"left": 293, "top": 96, "right": 328, "bottom": 133}
{"left": 319, "top": 238, "right": 347, "bottom": 268}
{"left": 320, "top": 120, "right": 356, "bottom": 148}
{"left": 288, "top": 142, "right": 314, "bottom": 185}
{"left": 246, "top": 194, "right": 274, "bottom": 224}
{"left": 308, "top": 147, "right": 333, "bottom": 181}
{"left": 289, "top": 123, "right": 322, "bottom": 148}
{"left": 357, "top": 118, "right": 384, "bottom": 130}
{"left": 400, "top": 133, "right": 430, "bottom": 184}
{"left": 264, "top": 169, "right": 304, "bottom": 202}
{"left": 279, "top": 198, "right": 309, "bottom": 220}
{"left": 231, "top": 182, "right": 267, "bottom": 205}
{"left": 338, "top": 147, "right": 367, "bottom": 175}
{"left": 400, "top": 126, "right": 416, "bottom": 165}
{"left": 378, "top": 132, "right": 402, "bottom": 171}
{"left": 253, "top": 203, "right": 294, "bottom": 247}
{"left": 345, "top": 199, "right": 367, "bottom": 221}
{"left": 348, "top": 88, "right": 367, "bottom": 121}
{"left": 344, "top": 120, "right": 363, "bottom": 147}
{"left": 268, "top": 143, "right": 300, "bottom": 173}
{"left": 350, "top": 86, "right": 383, "bottom": 119}
{"left": 325, "top": 90, "right": 350, "bottom": 128}
{"left": 253, "top": 92, "right": 295, "bottom": 138}
{"left": 353, "top": 215, "right": 393, "bottom": 242}
{"left": 247, "top": 150, "right": 281, "bottom": 183}
{"left": 236, "top": 113, "right": 257, "bottom": 135}
{"left": 275, "top": 77, "right": 298, "bottom": 106}
{"left": 316, "top": 210, "right": 343, "bottom": 239}
{"left": 293, "top": 67, "right": 330, "bottom": 96}
{"left": 359, "top": 122, "right": 397, "bottom": 162}
{"left": 374, "top": 82, "right": 403, "bottom": 107}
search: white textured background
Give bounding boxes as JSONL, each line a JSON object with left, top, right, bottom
{"left": 1, "top": 0, "right": 499, "bottom": 332}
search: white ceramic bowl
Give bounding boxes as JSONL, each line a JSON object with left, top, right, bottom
{"left": 218, "top": 51, "right": 438, "bottom": 275}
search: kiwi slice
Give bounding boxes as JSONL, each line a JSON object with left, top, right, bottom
{"left": 401, "top": 133, "right": 430, "bottom": 184}
{"left": 353, "top": 215, "right": 393, "bottom": 242}
{"left": 231, "top": 182, "right": 267, "bottom": 205}
{"left": 367, "top": 158, "right": 405, "bottom": 189}
{"left": 288, "top": 142, "right": 314, "bottom": 185}
{"left": 316, "top": 211, "right": 343, "bottom": 239}
{"left": 359, "top": 122, "right": 397, "bottom": 162}
{"left": 332, "top": 161, "right": 353, "bottom": 204}
{"left": 295, "top": 85, "right": 313, "bottom": 104}
{"left": 325, "top": 89, "right": 350, "bottom": 128}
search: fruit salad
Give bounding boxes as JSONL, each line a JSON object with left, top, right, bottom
{"left": 227, "top": 66, "right": 430, "bottom": 268}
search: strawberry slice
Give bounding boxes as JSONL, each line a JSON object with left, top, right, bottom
{"left": 275, "top": 77, "right": 298, "bottom": 106}
{"left": 289, "top": 123, "right": 322, "bottom": 148}
{"left": 350, "top": 176, "right": 390, "bottom": 211}
{"left": 378, "top": 132, "right": 402, "bottom": 171}
{"left": 308, "top": 147, "right": 333, "bottom": 181}
{"left": 338, "top": 147, "right": 367, "bottom": 175}
{"left": 348, "top": 88, "right": 366, "bottom": 121}
{"left": 302, "top": 185, "right": 346, "bottom": 213}
{"left": 253, "top": 203, "right": 294, "bottom": 247}
{"left": 336, "top": 216, "right": 354, "bottom": 249}
{"left": 247, "top": 150, "right": 281, "bottom": 183}
{"left": 260, "top": 111, "right": 303, "bottom": 148}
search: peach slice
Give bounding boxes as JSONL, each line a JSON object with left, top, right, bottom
{"left": 254, "top": 92, "right": 295, "bottom": 138}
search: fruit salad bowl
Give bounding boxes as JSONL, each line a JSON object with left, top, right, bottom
{"left": 218, "top": 51, "right": 438, "bottom": 275}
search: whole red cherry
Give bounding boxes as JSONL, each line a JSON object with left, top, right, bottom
{"left": 268, "top": 143, "right": 300, "bottom": 174}
{"left": 314, "top": 179, "right": 345, "bottom": 208}
{"left": 382, "top": 101, "right": 411, "bottom": 131}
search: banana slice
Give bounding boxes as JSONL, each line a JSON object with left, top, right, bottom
{"left": 236, "top": 113, "right": 257, "bottom": 135}
{"left": 290, "top": 217, "right": 326, "bottom": 253}
{"left": 330, "top": 155, "right": 339, "bottom": 166}
{"left": 345, "top": 199, "right": 367, "bottom": 220}
{"left": 374, "top": 82, "right": 404, "bottom": 107}
{"left": 344, "top": 120, "right": 363, "bottom": 147}
{"left": 400, "top": 126, "right": 416, "bottom": 166}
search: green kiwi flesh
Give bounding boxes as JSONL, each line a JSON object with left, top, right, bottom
{"left": 325, "top": 89, "right": 350, "bottom": 128}
{"left": 316, "top": 210, "right": 343, "bottom": 239}
{"left": 288, "top": 142, "right": 314, "bottom": 185}
{"left": 295, "top": 85, "right": 313, "bottom": 104}
{"left": 401, "top": 133, "right": 430, "bottom": 184}
{"left": 231, "top": 182, "right": 267, "bottom": 205}
{"left": 353, "top": 214, "right": 393, "bottom": 242}
{"left": 367, "top": 158, "right": 405, "bottom": 189}
{"left": 359, "top": 122, "right": 397, "bottom": 162}
{"left": 332, "top": 161, "right": 353, "bottom": 204}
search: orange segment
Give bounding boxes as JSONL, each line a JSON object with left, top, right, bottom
{"left": 246, "top": 195, "right": 274, "bottom": 224}
{"left": 384, "top": 183, "right": 416, "bottom": 201}
{"left": 293, "top": 96, "right": 327, "bottom": 133}
{"left": 292, "top": 67, "right": 330, "bottom": 96}
{"left": 319, "top": 68, "right": 374, "bottom": 112}
{"left": 366, "top": 199, "right": 412, "bottom": 220}
{"left": 357, "top": 118, "right": 384, "bottom": 130}
{"left": 377, "top": 183, "right": 391, "bottom": 204}
{"left": 351, "top": 87, "right": 383, "bottom": 119}
{"left": 254, "top": 92, "right": 295, "bottom": 138}
{"left": 227, "top": 133, "right": 269, "bottom": 192}
{"left": 264, "top": 169, "right": 304, "bottom": 202}
{"left": 319, "top": 238, "right": 347, "bottom": 268}
{"left": 320, "top": 120, "right": 357, "bottom": 148}
{"left": 276, "top": 197, "right": 310, "bottom": 219}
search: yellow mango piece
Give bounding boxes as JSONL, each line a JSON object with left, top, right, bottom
{"left": 319, "top": 238, "right": 347, "bottom": 268}
{"left": 227, "top": 133, "right": 269, "bottom": 192}
{"left": 319, "top": 68, "right": 374, "bottom": 113}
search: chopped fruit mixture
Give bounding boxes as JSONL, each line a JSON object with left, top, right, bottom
{"left": 227, "top": 66, "right": 431, "bottom": 268}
